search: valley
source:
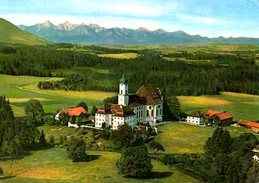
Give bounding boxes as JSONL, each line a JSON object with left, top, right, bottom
{"left": 0, "top": 16, "right": 258, "bottom": 183}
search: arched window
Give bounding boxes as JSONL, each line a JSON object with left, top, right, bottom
{"left": 146, "top": 110, "right": 149, "bottom": 117}
{"left": 121, "top": 90, "right": 123, "bottom": 94}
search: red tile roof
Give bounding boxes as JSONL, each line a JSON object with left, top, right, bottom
{"left": 205, "top": 110, "right": 221, "bottom": 118}
{"left": 62, "top": 107, "right": 87, "bottom": 117}
{"left": 215, "top": 112, "right": 233, "bottom": 121}
{"left": 238, "top": 119, "right": 259, "bottom": 129}
{"left": 97, "top": 104, "right": 135, "bottom": 117}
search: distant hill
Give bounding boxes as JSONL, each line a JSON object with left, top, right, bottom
{"left": 19, "top": 21, "right": 259, "bottom": 45}
{"left": 0, "top": 18, "right": 48, "bottom": 45}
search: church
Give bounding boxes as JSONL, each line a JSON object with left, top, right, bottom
{"left": 95, "top": 75, "right": 163, "bottom": 130}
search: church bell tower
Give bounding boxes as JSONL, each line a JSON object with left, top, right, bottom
{"left": 118, "top": 75, "right": 129, "bottom": 106}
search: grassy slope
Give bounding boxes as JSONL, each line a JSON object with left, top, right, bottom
{"left": 1, "top": 148, "right": 200, "bottom": 183}
{"left": 0, "top": 74, "right": 116, "bottom": 116}
{"left": 178, "top": 91, "right": 259, "bottom": 121}
{"left": 155, "top": 123, "right": 214, "bottom": 154}
{"left": 0, "top": 18, "right": 48, "bottom": 45}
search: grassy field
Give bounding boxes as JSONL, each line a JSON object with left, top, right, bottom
{"left": 178, "top": 91, "right": 259, "bottom": 121}
{"left": 52, "top": 67, "right": 110, "bottom": 76}
{"left": 155, "top": 123, "right": 214, "bottom": 154}
{"left": 0, "top": 148, "right": 200, "bottom": 183}
{"left": 155, "top": 122, "right": 258, "bottom": 154}
{"left": 0, "top": 74, "right": 116, "bottom": 116}
{"left": 98, "top": 53, "right": 139, "bottom": 59}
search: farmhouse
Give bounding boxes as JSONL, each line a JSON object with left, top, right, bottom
{"left": 95, "top": 75, "right": 163, "bottom": 130}
{"left": 205, "top": 110, "right": 233, "bottom": 126}
{"left": 186, "top": 111, "right": 204, "bottom": 126}
{"left": 238, "top": 119, "right": 259, "bottom": 132}
{"left": 55, "top": 106, "right": 87, "bottom": 127}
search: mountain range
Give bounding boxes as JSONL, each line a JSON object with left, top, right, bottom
{"left": 0, "top": 18, "right": 48, "bottom": 45}
{"left": 19, "top": 21, "right": 259, "bottom": 45}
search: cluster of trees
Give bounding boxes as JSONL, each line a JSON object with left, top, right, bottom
{"left": 0, "top": 43, "right": 109, "bottom": 76}
{"left": 163, "top": 127, "right": 258, "bottom": 182}
{"left": 0, "top": 96, "right": 43, "bottom": 156}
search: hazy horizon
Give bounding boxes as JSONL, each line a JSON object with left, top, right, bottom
{"left": 0, "top": 0, "right": 259, "bottom": 38}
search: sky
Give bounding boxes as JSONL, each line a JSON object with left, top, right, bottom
{"left": 0, "top": 0, "right": 258, "bottom": 38}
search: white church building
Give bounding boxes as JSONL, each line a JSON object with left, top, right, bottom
{"left": 95, "top": 75, "right": 163, "bottom": 130}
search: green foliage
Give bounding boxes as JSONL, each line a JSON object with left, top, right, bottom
{"left": 103, "top": 96, "right": 118, "bottom": 105}
{"left": 0, "top": 167, "right": 3, "bottom": 175}
{"left": 25, "top": 99, "right": 44, "bottom": 126}
{"left": 38, "top": 130, "right": 46, "bottom": 146}
{"left": 148, "top": 140, "right": 165, "bottom": 153}
{"left": 91, "top": 105, "right": 98, "bottom": 115}
{"left": 162, "top": 128, "right": 258, "bottom": 182}
{"left": 117, "top": 145, "right": 153, "bottom": 178}
{"left": 59, "top": 136, "right": 64, "bottom": 145}
{"left": 163, "top": 95, "right": 181, "bottom": 120}
{"left": 67, "top": 136, "right": 88, "bottom": 162}
{"left": 0, "top": 96, "right": 39, "bottom": 156}
{"left": 111, "top": 124, "right": 134, "bottom": 149}
{"left": 76, "top": 101, "right": 88, "bottom": 111}
{"left": 58, "top": 112, "right": 70, "bottom": 126}
{"left": 204, "top": 127, "right": 232, "bottom": 157}
{"left": 0, "top": 96, "right": 14, "bottom": 121}
{"left": 49, "top": 135, "right": 55, "bottom": 146}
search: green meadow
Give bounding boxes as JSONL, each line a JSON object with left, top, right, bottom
{"left": 178, "top": 91, "right": 259, "bottom": 121}
{"left": 0, "top": 74, "right": 116, "bottom": 116}
{"left": 1, "top": 148, "right": 200, "bottom": 183}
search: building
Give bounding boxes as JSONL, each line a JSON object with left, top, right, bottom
{"left": 95, "top": 75, "right": 163, "bottom": 130}
{"left": 238, "top": 119, "right": 259, "bottom": 132}
{"left": 55, "top": 106, "right": 87, "bottom": 127}
{"left": 186, "top": 111, "right": 204, "bottom": 125}
{"left": 205, "top": 110, "right": 233, "bottom": 126}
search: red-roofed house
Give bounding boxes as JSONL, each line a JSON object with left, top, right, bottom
{"left": 205, "top": 110, "right": 233, "bottom": 126}
{"left": 238, "top": 119, "right": 259, "bottom": 132}
{"left": 55, "top": 107, "right": 87, "bottom": 127}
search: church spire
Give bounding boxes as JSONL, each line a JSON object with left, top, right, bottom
{"left": 118, "top": 74, "right": 129, "bottom": 106}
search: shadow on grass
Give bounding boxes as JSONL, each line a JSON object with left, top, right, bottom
{"left": 88, "top": 154, "right": 102, "bottom": 162}
{"left": 0, "top": 175, "right": 16, "bottom": 180}
{"left": 148, "top": 171, "right": 173, "bottom": 179}
{"left": 126, "top": 171, "right": 173, "bottom": 180}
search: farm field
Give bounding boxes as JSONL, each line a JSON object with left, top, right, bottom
{"left": 97, "top": 52, "right": 139, "bottom": 59}
{"left": 0, "top": 74, "right": 116, "bottom": 116}
{"left": 178, "top": 91, "right": 259, "bottom": 121}
{"left": 155, "top": 123, "right": 214, "bottom": 154}
{"left": 0, "top": 148, "right": 200, "bottom": 183}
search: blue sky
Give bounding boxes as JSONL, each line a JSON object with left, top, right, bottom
{"left": 0, "top": 0, "right": 258, "bottom": 37}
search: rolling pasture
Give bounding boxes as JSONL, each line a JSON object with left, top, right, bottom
{"left": 178, "top": 91, "right": 259, "bottom": 121}
{"left": 1, "top": 148, "right": 200, "bottom": 183}
{"left": 0, "top": 74, "right": 116, "bottom": 116}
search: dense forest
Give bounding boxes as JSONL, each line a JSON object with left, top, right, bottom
{"left": 0, "top": 43, "right": 258, "bottom": 96}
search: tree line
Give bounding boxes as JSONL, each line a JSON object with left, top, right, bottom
{"left": 1, "top": 43, "right": 258, "bottom": 95}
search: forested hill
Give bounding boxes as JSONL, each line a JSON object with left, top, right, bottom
{"left": 0, "top": 18, "right": 48, "bottom": 45}
{"left": 0, "top": 43, "right": 258, "bottom": 96}
{"left": 19, "top": 21, "right": 259, "bottom": 45}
